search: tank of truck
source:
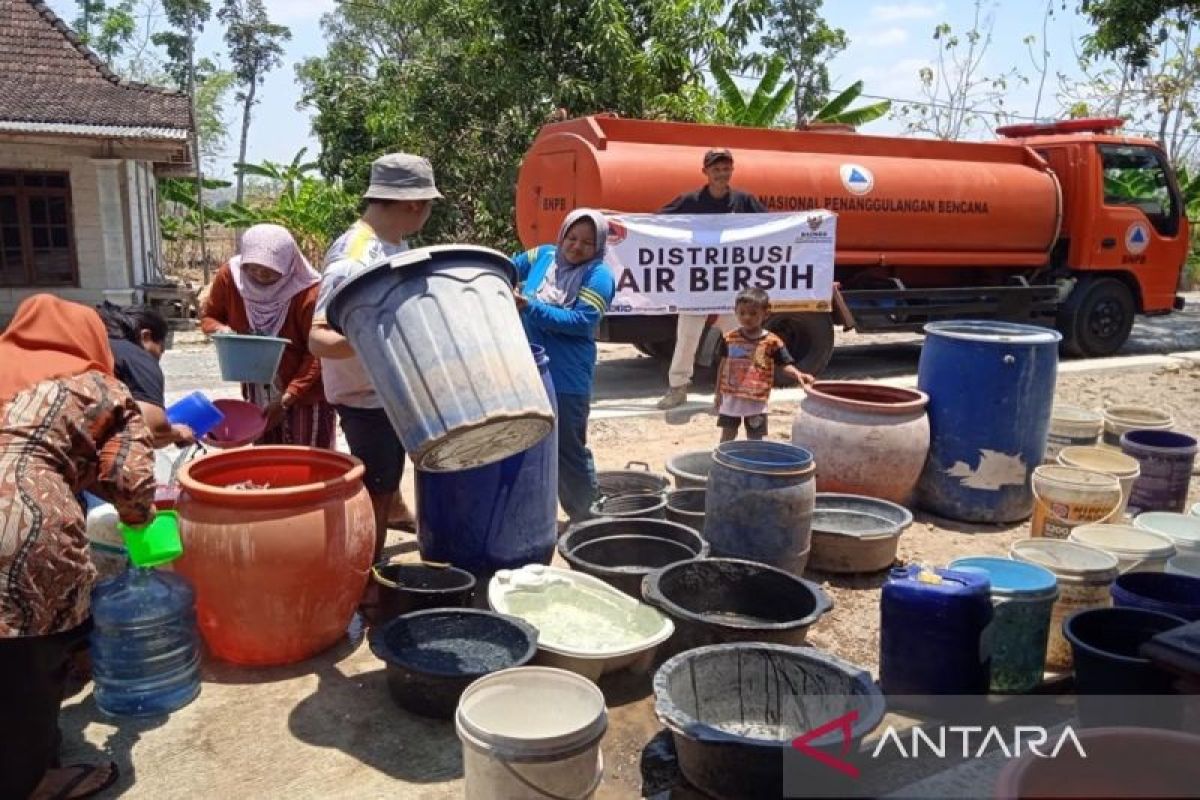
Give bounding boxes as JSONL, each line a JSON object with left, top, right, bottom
{"left": 516, "top": 115, "right": 1061, "bottom": 271}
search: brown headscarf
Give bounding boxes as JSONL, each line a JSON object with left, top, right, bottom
{"left": 0, "top": 294, "right": 115, "bottom": 403}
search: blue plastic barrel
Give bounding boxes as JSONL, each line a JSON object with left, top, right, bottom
{"left": 915, "top": 321, "right": 1062, "bottom": 523}
{"left": 165, "top": 391, "right": 225, "bottom": 438}
{"left": 415, "top": 346, "right": 558, "bottom": 575}
{"left": 703, "top": 441, "right": 815, "bottom": 574}
{"left": 880, "top": 565, "right": 993, "bottom": 696}
{"left": 949, "top": 556, "right": 1058, "bottom": 693}
{"left": 90, "top": 566, "right": 201, "bottom": 716}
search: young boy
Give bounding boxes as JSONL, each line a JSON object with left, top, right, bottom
{"left": 713, "top": 288, "right": 815, "bottom": 442}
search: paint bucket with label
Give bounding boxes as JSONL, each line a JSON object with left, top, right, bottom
{"left": 1100, "top": 405, "right": 1173, "bottom": 449}
{"left": 1057, "top": 446, "right": 1141, "bottom": 520}
{"left": 1030, "top": 465, "right": 1124, "bottom": 539}
{"left": 1045, "top": 406, "right": 1103, "bottom": 463}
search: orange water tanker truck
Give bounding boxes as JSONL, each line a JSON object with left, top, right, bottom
{"left": 515, "top": 115, "right": 1189, "bottom": 373}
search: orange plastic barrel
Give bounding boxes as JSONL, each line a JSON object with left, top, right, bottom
{"left": 174, "top": 446, "right": 375, "bottom": 665}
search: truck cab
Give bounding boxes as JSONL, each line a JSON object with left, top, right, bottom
{"left": 995, "top": 118, "right": 1189, "bottom": 357}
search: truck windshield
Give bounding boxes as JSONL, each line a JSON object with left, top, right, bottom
{"left": 1100, "top": 144, "right": 1182, "bottom": 236}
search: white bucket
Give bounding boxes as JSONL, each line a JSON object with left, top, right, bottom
{"left": 1030, "top": 465, "right": 1124, "bottom": 539}
{"left": 1068, "top": 524, "right": 1175, "bottom": 573}
{"left": 1045, "top": 406, "right": 1103, "bottom": 463}
{"left": 1133, "top": 512, "right": 1200, "bottom": 557}
{"left": 1165, "top": 554, "right": 1200, "bottom": 579}
{"left": 1100, "top": 404, "right": 1173, "bottom": 449}
{"left": 456, "top": 666, "right": 607, "bottom": 800}
{"left": 1057, "top": 446, "right": 1141, "bottom": 521}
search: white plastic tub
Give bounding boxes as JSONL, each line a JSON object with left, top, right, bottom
{"left": 488, "top": 564, "right": 673, "bottom": 681}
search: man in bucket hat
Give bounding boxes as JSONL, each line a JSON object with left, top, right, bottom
{"left": 309, "top": 153, "right": 442, "bottom": 561}
{"left": 655, "top": 148, "right": 766, "bottom": 410}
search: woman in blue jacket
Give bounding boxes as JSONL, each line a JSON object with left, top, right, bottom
{"left": 513, "top": 209, "right": 616, "bottom": 524}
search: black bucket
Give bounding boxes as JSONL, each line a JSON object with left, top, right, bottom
{"left": 368, "top": 608, "right": 538, "bottom": 719}
{"left": 558, "top": 517, "right": 707, "bottom": 596}
{"left": 1064, "top": 606, "right": 1186, "bottom": 693}
{"left": 362, "top": 563, "right": 476, "bottom": 626}
{"left": 642, "top": 558, "right": 831, "bottom": 659}
{"left": 591, "top": 492, "right": 667, "bottom": 519}
{"left": 665, "top": 488, "right": 706, "bottom": 534}
{"left": 596, "top": 461, "right": 670, "bottom": 498}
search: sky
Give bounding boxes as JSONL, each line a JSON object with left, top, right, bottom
{"left": 46, "top": 0, "right": 1109, "bottom": 179}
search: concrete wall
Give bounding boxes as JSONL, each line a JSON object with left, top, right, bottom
{"left": 0, "top": 139, "right": 163, "bottom": 319}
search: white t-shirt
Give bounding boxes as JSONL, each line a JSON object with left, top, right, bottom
{"left": 313, "top": 220, "right": 407, "bottom": 408}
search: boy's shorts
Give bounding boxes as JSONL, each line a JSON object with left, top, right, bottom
{"left": 335, "top": 404, "right": 405, "bottom": 496}
{"left": 717, "top": 413, "right": 768, "bottom": 436}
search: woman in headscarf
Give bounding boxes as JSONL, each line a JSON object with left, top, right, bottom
{"left": 0, "top": 294, "right": 155, "bottom": 800}
{"left": 511, "top": 209, "right": 616, "bottom": 525}
{"left": 200, "top": 223, "right": 334, "bottom": 448}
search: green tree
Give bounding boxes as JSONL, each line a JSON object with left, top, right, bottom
{"left": 1061, "top": 7, "right": 1200, "bottom": 164}
{"left": 218, "top": 0, "right": 291, "bottom": 205}
{"left": 192, "top": 58, "right": 236, "bottom": 171}
{"left": 153, "top": 0, "right": 214, "bottom": 277}
{"left": 1082, "top": 0, "right": 1200, "bottom": 68}
{"left": 761, "top": 0, "right": 847, "bottom": 123}
{"left": 73, "top": 0, "right": 137, "bottom": 61}
{"left": 712, "top": 57, "right": 795, "bottom": 127}
{"left": 297, "top": 0, "right": 768, "bottom": 250}
{"left": 811, "top": 82, "right": 891, "bottom": 126}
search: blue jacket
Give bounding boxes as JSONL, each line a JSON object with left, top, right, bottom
{"left": 512, "top": 245, "right": 615, "bottom": 396}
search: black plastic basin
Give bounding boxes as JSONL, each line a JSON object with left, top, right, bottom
{"left": 642, "top": 558, "right": 832, "bottom": 658}
{"left": 654, "top": 642, "right": 885, "bottom": 799}
{"left": 368, "top": 609, "right": 537, "bottom": 719}
{"left": 558, "top": 517, "right": 708, "bottom": 596}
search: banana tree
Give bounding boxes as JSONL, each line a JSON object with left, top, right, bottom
{"left": 712, "top": 57, "right": 795, "bottom": 128}
{"left": 811, "top": 81, "right": 891, "bottom": 126}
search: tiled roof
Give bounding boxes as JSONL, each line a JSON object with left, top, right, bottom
{"left": 0, "top": 120, "right": 190, "bottom": 139}
{"left": 0, "top": 0, "right": 192, "bottom": 133}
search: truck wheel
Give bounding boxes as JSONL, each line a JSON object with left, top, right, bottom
{"left": 1056, "top": 277, "right": 1135, "bottom": 358}
{"left": 634, "top": 341, "right": 675, "bottom": 361}
{"left": 768, "top": 313, "right": 835, "bottom": 384}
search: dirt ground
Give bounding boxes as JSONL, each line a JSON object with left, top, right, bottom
{"left": 62, "top": 358, "right": 1200, "bottom": 799}
{"left": 589, "top": 361, "right": 1200, "bottom": 675}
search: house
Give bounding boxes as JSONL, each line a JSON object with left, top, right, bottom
{"left": 0, "top": 0, "right": 193, "bottom": 320}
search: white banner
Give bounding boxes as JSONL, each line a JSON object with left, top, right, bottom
{"left": 603, "top": 211, "right": 836, "bottom": 315}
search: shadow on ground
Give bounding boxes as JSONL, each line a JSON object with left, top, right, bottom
{"left": 287, "top": 665, "right": 463, "bottom": 783}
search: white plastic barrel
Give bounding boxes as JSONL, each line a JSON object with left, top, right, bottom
{"left": 456, "top": 666, "right": 607, "bottom": 800}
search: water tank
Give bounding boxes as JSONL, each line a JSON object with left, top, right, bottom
{"left": 516, "top": 116, "right": 1060, "bottom": 270}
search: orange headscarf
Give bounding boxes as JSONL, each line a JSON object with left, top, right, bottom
{"left": 0, "top": 294, "right": 115, "bottom": 403}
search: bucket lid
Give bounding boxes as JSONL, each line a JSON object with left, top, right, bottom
{"left": 1052, "top": 405, "right": 1103, "bottom": 424}
{"left": 456, "top": 666, "right": 607, "bottom": 757}
{"left": 1010, "top": 539, "right": 1119, "bottom": 580}
{"left": 1102, "top": 405, "right": 1174, "bottom": 426}
{"left": 1057, "top": 446, "right": 1140, "bottom": 477}
{"left": 923, "top": 320, "right": 1061, "bottom": 344}
{"left": 947, "top": 556, "right": 1057, "bottom": 596}
{"left": 1134, "top": 513, "right": 1200, "bottom": 552}
{"left": 1068, "top": 524, "right": 1177, "bottom": 559}
{"left": 1033, "top": 464, "right": 1122, "bottom": 490}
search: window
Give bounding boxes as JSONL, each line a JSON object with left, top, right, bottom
{"left": 0, "top": 170, "right": 77, "bottom": 287}
{"left": 1100, "top": 145, "right": 1182, "bottom": 237}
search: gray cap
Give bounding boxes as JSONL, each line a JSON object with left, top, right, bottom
{"left": 363, "top": 153, "right": 443, "bottom": 201}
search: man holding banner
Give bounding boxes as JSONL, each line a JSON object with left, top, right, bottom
{"left": 655, "top": 148, "right": 768, "bottom": 410}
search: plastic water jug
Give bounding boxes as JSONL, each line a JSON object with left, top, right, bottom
{"left": 880, "top": 564, "right": 993, "bottom": 697}
{"left": 89, "top": 566, "right": 201, "bottom": 717}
